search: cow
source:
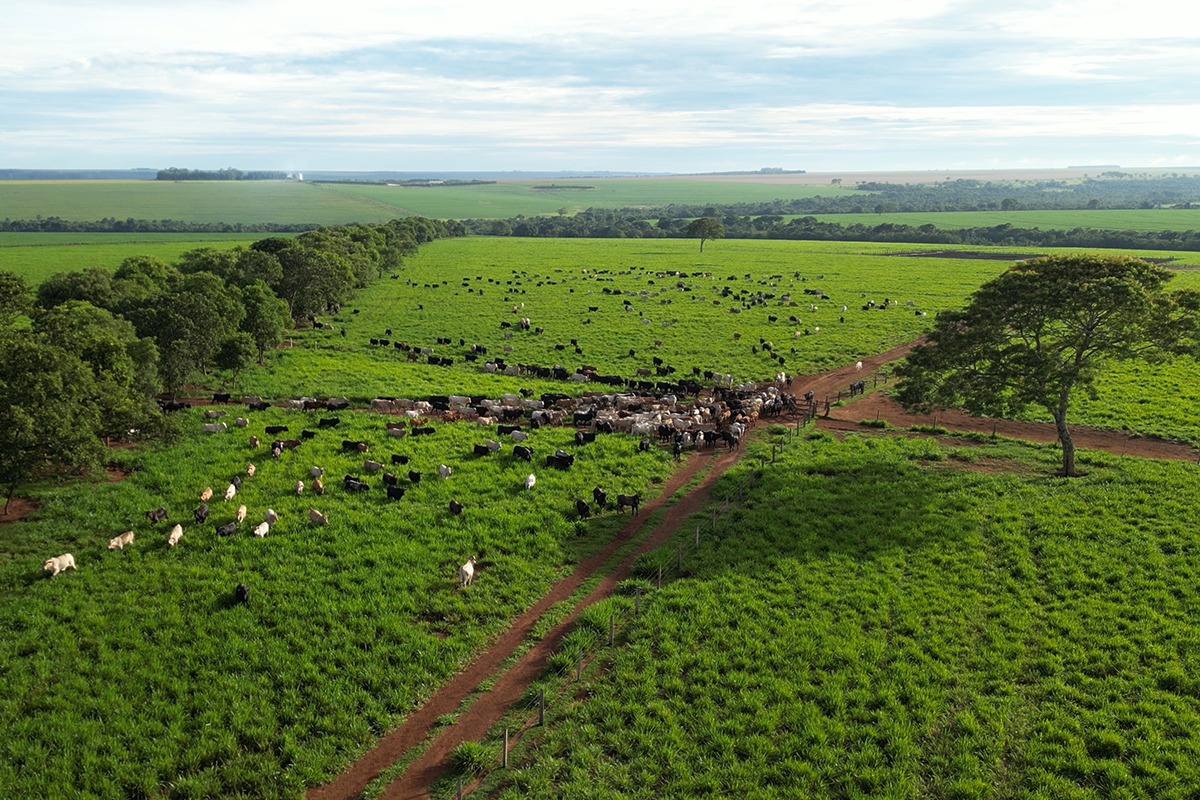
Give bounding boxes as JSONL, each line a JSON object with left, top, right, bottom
{"left": 247, "top": 401, "right": 270, "bottom": 411}
{"left": 575, "top": 431, "right": 597, "bottom": 445}
{"left": 391, "top": 454, "right": 410, "bottom": 465}
{"left": 438, "top": 464, "right": 452, "bottom": 479}
{"left": 234, "top": 417, "right": 250, "bottom": 428}
{"left": 234, "top": 583, "right": 251, "bottom": 604}
{"left": 386, "top": 485, "right": 406, "bottom": 501}
{"left": 216, "top": 521, "right": 237, "bottom": 536}
{"left": 524, "top": 473, "right": 536, "bottom": 490}
{"left": 264, "top": 508, "right": 278, "bottom": 524}
{"left": 364, "top": 459, "right": 384, "bottom": 473}
{"left": 203, "top": 409, "right": 227, "bottom": 420}
{"left": 473, "top": 443, "right": 491, "bottom": 456}
{"left": 300, "top": 429, "right": 317, "bottom": 440}
{"left": 224, "top": 483, "right": 237, "bottom": 502}
{"left": 575, "top": 498, "right": 590, "bottom": 519}
{"left": 294, "top": 480, "right": 304, "bottom": 496}
{"left": 342, "top": 440, "right": 369, "bottom": 452}
{"left": 486, "top": 440, "right": 502, "bottom": 452}
{"left": 382, "top": 471, "right": 398, "bottom": 487}
{"left": 252, "top": 522, "right": 270, "bottom": 537}
{"left": 167, "top": 524, "right": 184, "bottom": 546}
{"left": 212, "top": 392, "right": 231, "bottom": 404}
{"left": 459, "top": 555, "right": 477, "bottom": 587}
{"left": 318, "top": 417, "right": 340, "bottom": 428}
{"left": 107, "top": 531, "right": 135, "bottom": 550}
{"left": 249, "top": 435, "right": 261, "bottom": 448}
{"left": 246, "top": 463, "right": 256, "bottom": 477}
{"left": 448, "top": 499, "right": 463, "bottom": 515}
{"left": 236, "top": 504, "right": 247, "bottom": 523}
{"left": 408, "top": 470, "right": 422, "bottom": 484}
{"left": 638, "top": 438, "right": 651, "bottom": 453}
{"left": 593, "top": 486, "right": 607, "bottom": 508}
{"left": 194, "top": 503, "right": 209, "bottom": 524}
{"left": 546, "top": 451, "right": 574, "bottom": 470}
{"left": 201, "top": 422, "right": 227, "bottom": 434}
{"left": 514, "top": 445, "right": 533, "bottom": 462}
{"left": 309, "top": 508, "right": 329, "bottom": 525}
{"left": 265, "top": 425, "right": 289, "bottom": 435}
{"left": 411, "top": 426, "right": 436, "bottom": 436}
{"left": 312, "top": 478, "right": 325, "bottom": 495}
{"left": 617, "top": 493, "right": 642, "bottom": 515}
{"left": 145, "top": 506, "right": 168, "bottom": 523}
{"left": 342, "top": 475, "right": 370, "bottom": 493}
{"left": 43, "top": 553, "right": 77, "bottom": 576}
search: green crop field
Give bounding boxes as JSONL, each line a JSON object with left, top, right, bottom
{"left": 808, "top": 208, "right": 1200, "bottom": 233}
{"left": 482, "top": 432, "right": 1200, "bottom": 799}
{"left": 0, "top": 233, "right": 257, "bottom": 286}
{"left": 0, "top": 406, "right": 672, "bottom": 799}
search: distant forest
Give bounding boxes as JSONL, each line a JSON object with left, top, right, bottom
{"left": 155, "top": 168, "right": 290, "bottom": 181}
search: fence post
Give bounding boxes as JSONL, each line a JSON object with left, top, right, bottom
{"left": 503, "top": 728, "right": 509, "bottom": 768}
{"left": 695, "top": 525, "right": 700, "bottom": 548}
{"left": 577, "top": 652, "right": 583, "bottom": 681}
{"left": 635, "top": 586, "right": 640, "bottom": 615}
{"left": 657, "top": 564, "right": 662, "bottom": 588}
{"left": 538, "top": 688, "right": 545, "bottom": 726}
{"left": 677, "top": 542, "right": 682, "bottom": 571}
{"left": 457, "top": 777, "right": 463, "bottom": 800}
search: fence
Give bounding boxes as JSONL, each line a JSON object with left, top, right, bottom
{"left": 439, "top": 410, "right": 820, "bottom": 798}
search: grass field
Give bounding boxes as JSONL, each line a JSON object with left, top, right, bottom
{"left": 482, "top": 432, "right": 1200, "bottom": 798}
{"left": 808, "top": 208, "right": 1200, "bottom": 233}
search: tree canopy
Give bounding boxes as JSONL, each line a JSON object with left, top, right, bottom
{"left": 686, "top": 217, "right": 725, "bottom": 252}
{"left": 895, "top": 253, "right": 1200, "bottom": 476}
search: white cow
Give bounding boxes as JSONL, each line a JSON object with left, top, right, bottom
{"left": 308, "top": 508, "right": 328, "bottom": 526}
{"left": 524, "top": 473, "right": 536, "bottom": 490}
{"left": 201, "top": 422, "right": 227, "bottom": 434}
{"left": 855, "top": 361, "right": 863, "bottom": 372}
{"left": 43, "top": 553, "right": 76, "bottom": 576}
{"left": 294, "top": 480, "right": 304, "bottom": 496}
{"left": 252, "top": 522, "right": 270, "bottom": 538}
{"left": 236, "top": 504, "right": 247, "bottom": 523}
{"left": 264, "top": 509, "right": 278, "bottom": 524}
{"left": 438, "top": 464, "right": 453, "bottom": 479}
{"left": 167, "top": 524, "right": 183, "bottom": 547}
{"left": 108, "top": 531, "right": 135, "bottom": 550}
{"left": 245, "top": 463, "right": 256, "bottom": 476}
{"left": 224, "top": 483, "right": 237, "bottom": 502}
{"left": 459, "top": 556, "right": 477, "bottom": 587}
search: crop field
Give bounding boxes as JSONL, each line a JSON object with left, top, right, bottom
{"left": 808, "top": 208, "right": 1200, "bottom": 233}
{"left": 0, "top": 406, "right": 671, "bottom": 798}
{"left": 483, "top": 432, "right": 1200, "bottom": 798}
{"left": 0, "top": 233, "right": 256, "bottom": 286}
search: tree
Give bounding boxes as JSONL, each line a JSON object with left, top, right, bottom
{"left": 0, "top": 271, "right": 31, "bottom": 324}
{"left": 214, "top": 332, "right": 256, "bottom": 387}
{"left": 895, "top": 253, "right": 1200, "bottom": 477}
{"left": 239, "top": 280, "right": 292, "bottom": 364}
{"left": 686, "top": 217, "right": 724, "bottom": 252}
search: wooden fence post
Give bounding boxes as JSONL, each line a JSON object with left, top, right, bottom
{"left": 538, "top": 688, "right": 545, "bottom": 726}
{"left": 503, "top": 728, "right": 509, "bottom": 768}
{"left": 635, "top": 586, "right": 640, "bottom": 615}
{"left": 695, "top": 525, "right": 700, "bottom": 548}
{"left": 457, "top": 777, "right": 463, "bottom": 800}
{"left": 609, "top": 614, "right": 615, "bottom": 646}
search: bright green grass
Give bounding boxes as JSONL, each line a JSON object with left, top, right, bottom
{"left": 0, "top": 180, "right": 399, "bottom": 225}
{"left": 330, "top": 180, "right": 850, "bottom": 219}
{"left": 0, "top": 234, "right": 257, "bottom": 286}
{"left": 0, "top": 407, "right": 672, "bottom": 799}
{"left": 483, "top": 433, "right": 1200, "bottom": 799}
{"left": 808, "top": 208, "right": 1200, "bottom": 233}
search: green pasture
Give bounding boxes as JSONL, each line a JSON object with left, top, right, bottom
{"left": 0, "top": 180, "right": 397, "bottom": 226}
{"left": 0, "top": 407, "right": 671, "bottom": 799}
{"left": 484, "top": 433, "right": 1200, "bottom": 798}
{"left": 808, "top": 208, "right": 1200, "bottom": 233}
{"left": 0, "top": 233, "right": 256, "bottom": 286}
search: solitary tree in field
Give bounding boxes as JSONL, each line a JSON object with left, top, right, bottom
{"left": 895, "top": 253, "right": 1200, "bottom": 477}
{"left": 686, "top": 217, "right": 724, "bottom": 253}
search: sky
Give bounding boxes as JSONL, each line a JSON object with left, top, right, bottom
{"left": 2, "top": 0, "right": 1199, "bottom": 173}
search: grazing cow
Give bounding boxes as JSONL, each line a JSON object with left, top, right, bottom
{"left": 300, "top": 429, "right": 316, "bottom": 440}
{"left": 855, "top": 360, "right": 863, "bottom": 372}
{"left": 234, "top": 583, "right": 250, "bottom": 603}
{"left": 617, "top": 493, "right": 642, "bottom": 515}
{"left": 247, "top": 401, "right": 270, "bottom": 412}
{"left": 575, "top": 430, "right": 597, "bottom": 445}
{"left": 342, "top": 475, "right": 370, "bottom": 492}
{"left": 318, "top": 417, "right": 340, "bottom": 428}
{"left": 277, "top": 438, "right": 302, "bottom": 450}
{"left": 382, "top": 471, "right": 398, "bottom": 487}
{"left": 386, "top": 485, "right": 406, "bottom": 501}
{"left": 524, "top": 473, "right": 536, "bottom": 490}
{"left": 411, "top": 426, "right": 436, "bottom": 436}
{"left": 234, "top": 417, "right": 249, "bottom": 428}
{"left": 448, "top": 499, "right": 463, "bottom": 515}
{"left": 459, "top": 555, "right": 477, "bottom": 587}
{"left": 473, "top": 443, "right": 491, "bottom": 456}
{"left": 108, "top": 531, "right": 135, "bottom": 550}
{"left": 43, "top": 553, "right": 76, "bottom": 576}
{"left": 294, "top": 480, "right": 304, "bottom": 496}
{"left": 167, "top": 524, "right": 184, "bottom": 546}
{"left": 341, "top": 440, "right": 369, "bottom": 452}
{"left": 265, "top": 425, "right": 289, "bottom": 436}
{"left": 486, "top": 440, "right": 502, "bottom": 452}
{"left": 224, "top": 483, "right": 237, "bottom": 502}
{"left": 194, "top": 503, "right": 209, "bottom": 524}
{"left": 546, "top": 451, "right": 575, "bottom": 470}
{"left": 249, "top": 435, "right": 260, "bottom": 448}
{"left": 364, "top": 459, "right": 383, "bottom": 473}
{"left": 236, "top": 504, "right": 247, "bottom": 523}
{"left": 212, "top": 392, "right": 231, "bottom": 404}
{"left": 510, "top": 429, "right": 529, "bottom": 442}
{"left": 575, "top": 498, "right": 590, "bottom": 519}
{"left": 309, "top": 466, "right": 324, "bottom": 478}
{"left": 271, "top": 442, "right": 283, "bottom": 459}
{"left": 309, "top": 508, "right": 328, "bottom": 525}
{"left": 246, "top": 463, "right": 256, "bottom": 477}
{"left": 391, "top": 454, "right": 410, "bottom": 465}
{"left": 514, "top": 445, "right": 533, "bottom": 462}
{"left": 408, "top": 470, "right": 422, "bottom": 484}
{"left": 593, "top": 486, "right": 608, "bottom": 508}
{"left": 216, "top": 521, "right": 238, "bottom": 536}
{"left": 637, "top": 438, "right": 651, "bottom": 453}
{"left": 145, "top": 506, "right": 168, "bottom": 523}
{"left": 264, "top": 509, "right": 278, "bottom": 524}
{"left": 231, "top": 476, "right": 243, "bottom": 490}
{"left": 252, "top": 522, "right": 270, "bottom": 537}
{"left": 313, "top": 478, "right": 325, "bottom": 495}
{"left": 438, "top": 464, "right": 452, "bottom": 479}
{"left": 201, "top": 422, "right": 227, "bottom": 434}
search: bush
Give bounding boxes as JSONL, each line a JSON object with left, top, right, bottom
{"left": 450, "top": 741, "right": 494, "bottom": 775}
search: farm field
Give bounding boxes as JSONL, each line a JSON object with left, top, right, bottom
{"left": 0, "top": 233, "right": 256, "bottom": 286}
{"left": 808, "top": 208, "right": 1200, "bottom": 232}
{"left": 480, "top": 432, "right": 1200, "bottom": 798}
{"left": 0, "top": 406, "right": 672, "bottom": 799}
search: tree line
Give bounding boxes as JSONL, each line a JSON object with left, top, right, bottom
{"left": 155, "top": 168, "right": 290, "bottom": 181}
{"left": 0, "top": 217, "right": 459, "bottom": 512}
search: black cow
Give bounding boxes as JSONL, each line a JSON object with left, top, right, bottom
{"left": 575, "top": 498, "right": 590, "bottom": 519}
{"left": 247, "top": 401, "right": 270, "bottom": 411}
{"left": 216, "top": 521, "right": 238, "bottom": 536}
{"left": 231, "top": 476, "right": 243, "bottom": 490}
{"left": 212, "top": 392, "right": 231, "bottom": 404}
{"left": 341, "top": 440, "right": 369, "bottom": 452}
{"left": 411, "top": 426, "right": 436, "bottom": 436}
{"left": 233, "top": 583, "right": 250, "bottom": 604}
{"left": 318, "top": 417, "right": 340, "bottom": 428}
{"left": 546, "top": 451, "right": 575, "bottom": 470}
{"left": 575, "top": 430, "right": 597, "bottom": 445}
{"left": 573, "top": 409, "right": 596, "bottom": 426}
{"left": 382, "top": 472, "right": 398, "bottom": 487}
{"left": 326, "top": 398, "right": 350, "bottom": 411}
{"left": 193, "top": 503, "right": 209, "bottom": 524}
{"left": 638, "top": 438, "right": 651, "bottom": 453}
{"left": 497, "top": 424, "right": 522, "bottom": 436}
{"left": 593, "top": 487, "right": 607, "bottom": 508}
{"left": 617, "top": 493, "right": 642, "bottom": 515}
{"left": 386, "top": 485, "right": 406, "bottom": 501}
{"left": 513, "top": 445, "right": 533, "bottom": 462}
{"left": 145, "top": 506, "right": 168, "bottom": 523}
{"left": 265, "top": 425, "right": 289, "bottom": 435}
{"left": 343, "top": 475, "right": 370, "bottom": 492}
{"left": 300, "top": 429, "right": 317, "bottom": 440}
{"left": 449, "top": 499, "right": 463, "bottom": 515}
{"left": 408, "top": 470, "right": 422, "bottom": 483}
{"left": 473, "top": 443, "right": 491, "bottom": 456}
{"left": 391, "top": 454, "right": 410, "bottom": 465}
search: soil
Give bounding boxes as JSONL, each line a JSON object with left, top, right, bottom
{"left": 0, "top": 498, "right": 37, "bottom": 527}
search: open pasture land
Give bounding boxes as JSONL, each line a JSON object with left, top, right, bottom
{"left": 330, "top": 180, "right": 848, "bottom": 219}
{"left": 0, "top": 180, "right": 400, "bottom": 226}
{"left": 0, "top": 233, "right": 256, "bottom": 286}
{"left": 238, "top": 238, "right": 1020, "bottom": 402}
{"left": 485, "top": 433, "right": 1200, "bottom": 798}
{"left": 0, "top": 405, "right": 671, "bottom": 799}
{"left": 808, "top": 208, "right": 1200, "bottom": 233}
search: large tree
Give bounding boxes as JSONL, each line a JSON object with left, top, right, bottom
{"left": 894, "top": 253, "right": 1200, "bottom": 476}
{"left": 685, "top": 217, "right": 724, "bottom": 253}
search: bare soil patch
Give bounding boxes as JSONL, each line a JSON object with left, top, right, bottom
{"left": 0, "top": 498, "right": 37, "bottom": 528}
